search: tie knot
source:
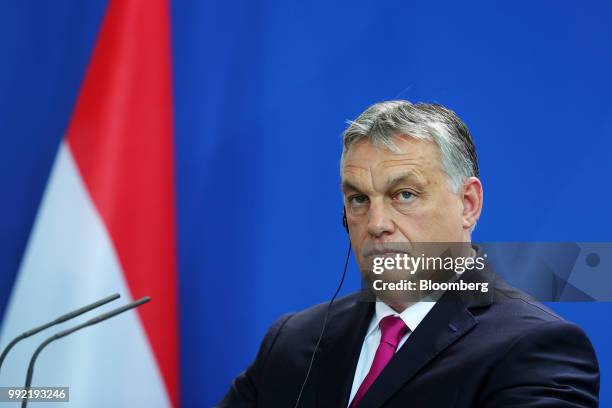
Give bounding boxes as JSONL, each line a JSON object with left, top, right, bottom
{"left": 379, "top": 315, "right": 408, "bottom": 348}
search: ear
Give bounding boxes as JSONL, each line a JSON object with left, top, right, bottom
{"left": 461, "top": 177, "right": 483, "bottom": 230}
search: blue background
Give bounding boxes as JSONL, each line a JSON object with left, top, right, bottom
{"left": 1, "top": 1, "right": 611, "bottom": 406}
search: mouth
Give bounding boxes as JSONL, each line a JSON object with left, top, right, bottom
{"left": 362, "top": 244, "right": 413, "bottom": 259}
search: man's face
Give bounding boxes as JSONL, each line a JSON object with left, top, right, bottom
{"left": 341, "top": 135, "right": 479, "bottom": 269}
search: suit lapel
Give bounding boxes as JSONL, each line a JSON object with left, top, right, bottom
{"left": 356, "top": 263, "right": 498, "bottom": 408}
{"left": 357, "top": 294, "right": 479, "bottom": 408}
{"left": 313, "top": 261, "right": 496, "bottom": 408}
{"left": 316, "top": 296, "right": 374, "bottom": 407}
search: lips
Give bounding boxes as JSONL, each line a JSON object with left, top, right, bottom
{"left": 362, "top": 243, "right": 413, "bottom": 258}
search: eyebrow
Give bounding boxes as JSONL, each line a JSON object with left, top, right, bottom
{"left": 341, "top": 179, "right": 362, "bottom": 194}
{"left": 341, "top": 171, "right": 425, "bottom": 194}
{"left": 385, "top": 171, "right": 425, "bottom": 189}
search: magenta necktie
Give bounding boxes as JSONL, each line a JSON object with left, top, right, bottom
{"left": 350, "top": 315, "right": 409, "bottom": 408}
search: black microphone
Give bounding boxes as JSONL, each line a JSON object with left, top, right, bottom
{"left": 20, "top": 296, "right": 151, "bottom": 408}
{"left": 0, "top": 293, "right": 120, "bottom": 374}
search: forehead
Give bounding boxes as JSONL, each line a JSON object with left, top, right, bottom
{"left": 341, "top": 135, "right": 442, "bottom": 181}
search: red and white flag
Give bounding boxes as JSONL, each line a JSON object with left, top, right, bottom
{"left": 0, "top": 0, "right": 179, "bottom": 406}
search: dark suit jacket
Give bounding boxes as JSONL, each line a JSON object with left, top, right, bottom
{"left": 218, "top": 266, "right": 600, "bottom": 407}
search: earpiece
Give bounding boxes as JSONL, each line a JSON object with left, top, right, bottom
{"left": 342, "top": 207, "right": 349, "bottom": 233}
{"left": 295, "top": 207, "right": 351, "bottom": 408}
{"left": 294, "top": 241, "right": 351, "bottom": 408}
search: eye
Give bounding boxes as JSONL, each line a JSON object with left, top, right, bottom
{"left": 348, "top": 194, "right": 369, "bottom": 206}
{"left": 395, "top": 190, "right": 414, "bottom": 202}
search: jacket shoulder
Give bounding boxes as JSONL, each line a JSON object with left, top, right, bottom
{"left": 280, "top": 292, "right": 363, "bottom": 333}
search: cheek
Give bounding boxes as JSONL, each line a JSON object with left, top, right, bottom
{"left": 347, "top": 220, "right": 367, "bottom": 244}
{"left": 429, "top": 197, "right": 465, "bottom": 236}
{"left": 399, "top": 195, "right": 464, "bottom": 240}
{"left": 398, "top": 218, "right": 440, "bottom": 243}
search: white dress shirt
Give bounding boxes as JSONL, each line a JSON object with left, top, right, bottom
{"left": 347, "top": 248, "right": 475, "bottom": 406}
{"left": 347, "top": 300, "right": 437, "bottom": 406}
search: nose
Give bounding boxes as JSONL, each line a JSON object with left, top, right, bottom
{"left": 367, "top": 202, "right": 395, "bottom": 238}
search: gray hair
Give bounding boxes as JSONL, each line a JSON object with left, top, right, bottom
{"left": 341, "top": 100, "right": 479, "bottom": 193}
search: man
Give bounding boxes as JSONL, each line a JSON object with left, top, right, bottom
{"left": 218, "top": 101, "right": 600, "bottom": 407}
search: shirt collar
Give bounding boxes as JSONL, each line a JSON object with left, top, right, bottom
{"left": 364, "top": 245, "right": 477, "bottom": 337}
{"left": 365, "top": 299, "right": 437, "bottom": 338}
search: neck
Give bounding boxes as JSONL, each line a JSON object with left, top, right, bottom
{"left": 386, "top": 301, "right": 414, "bottom": 314}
